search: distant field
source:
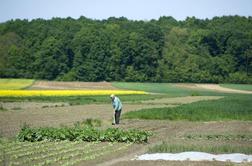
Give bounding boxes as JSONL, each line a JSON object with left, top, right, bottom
{"left": 220, "top": 84, "right": 252, "bottom": 91}
{"left": 113, "top": 82, "right": 230, "bottom": 97}
{"left": 124, "top": 95, "right": 252, "bottom": 121}
{"left": 0, "top": 79, "right": 34, "bottom": 90}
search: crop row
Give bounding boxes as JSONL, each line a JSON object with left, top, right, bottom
{"left": 61, "top": 143, "right": 132, "bottom": 166}
{"left": 3, "top": 140, "right": 78, "bottom": 156}
{"left": 10, "top": 141, "right": 82, "bottom": 160}
{"left": 8, "top": 141, "right": 99, "bottom": 166}
{"left": 1, "top": 141, "right": 132, "bottom": 166}
{"left": 34, "top": 142, "right": 116, "bottom": 166}
{"left": 0, "top": 90, "right": 147, "bottom": 97}
{"left": 17, "top": 125, "right": 152, "bottom": 143}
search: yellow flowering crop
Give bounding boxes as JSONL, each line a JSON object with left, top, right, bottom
{"left": 0, "top": 90, "right": 147, "bottom": 97}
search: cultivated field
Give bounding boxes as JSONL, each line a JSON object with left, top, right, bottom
{"left": 0, "top": 79, "right": 252, "bottom": 166}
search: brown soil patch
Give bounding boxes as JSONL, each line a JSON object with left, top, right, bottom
{"left": 29, "top": 81, "right": 118, "bottom": 90}
{"left": 0, "top": 102, "right": 69, "bottom": 110}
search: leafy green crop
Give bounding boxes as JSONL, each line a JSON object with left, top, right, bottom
{"left": 17, "top": 125, "right": 152, "bottom": 143}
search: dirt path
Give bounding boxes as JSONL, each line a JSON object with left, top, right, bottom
{"left": 175, "top": 83, "right": 252, "bottom": 94}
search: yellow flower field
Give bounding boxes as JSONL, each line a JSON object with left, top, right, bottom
{"left": 0, "top": 90, "right": 147, "bottom": 97}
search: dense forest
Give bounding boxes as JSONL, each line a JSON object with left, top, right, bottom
{"left": 0, "top": 16, "right": 251, "bottom": 83}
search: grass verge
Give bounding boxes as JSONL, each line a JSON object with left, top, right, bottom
{"left": 124, "top": 95, "right": 252, "bottom": 121}
{"left": 0, "top": 94, "right": 164, "bottom": 105}
{"left": 148, "top": 142, "right": 252, "bottom": 154}
{"left": 220, "top": 84, "right": 252, "bottom": 91}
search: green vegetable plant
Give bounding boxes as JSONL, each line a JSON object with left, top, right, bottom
{"left": 17, "top": 125, "right": 152, "bottom": 143}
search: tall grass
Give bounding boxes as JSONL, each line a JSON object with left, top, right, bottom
{"left": 124, "top": 95, "right": 252, "bottom": 121}
{"left": 0, "top": 94, "right": 164, "bottom": 105}
{"left": 149, "top": 142, "right": 252, "bottom": 154}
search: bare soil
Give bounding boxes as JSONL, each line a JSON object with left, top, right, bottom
{"left": 28, "top": 81, "right": 118, "bottom": 90}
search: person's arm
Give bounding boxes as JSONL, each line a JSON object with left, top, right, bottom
{"left": 114, "top": 98, "right": 119, "bottom": 111}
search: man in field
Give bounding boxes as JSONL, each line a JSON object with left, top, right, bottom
{"left": 110, "top": 94, "right": 122, "bottom": 125}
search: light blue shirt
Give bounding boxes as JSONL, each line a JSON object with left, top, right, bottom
{"left": 112, "top": 96, "right": 122, "bottom": 111}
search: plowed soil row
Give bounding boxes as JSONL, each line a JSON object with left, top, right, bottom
{"left": 29, "top": 81, "right": 118, "bottom": 90}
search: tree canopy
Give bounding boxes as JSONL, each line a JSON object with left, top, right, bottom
{"left": 0, "top": 16, "right": 251, "bottom": 83}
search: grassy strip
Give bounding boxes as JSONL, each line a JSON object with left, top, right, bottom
{"left": 0, "top": 94, "right": 164, "bottom": 105}
{"left": 17, "top": 125, "right": 152, "bottom": 143}
{"left": 113, "top": 82, "right": 231, "bottom": 97}
{"left": 0, "top": 104, "right": 7, "bottom": 112}
{"left": 148, "top": 142, "right": 252, "bottom": 154}
{"left": 124, "top": 95, "right": 252, "bottom": 121}
{"left": 220, "top": 84, "right": 252, "bottom": 91}
{"left": 185, "top": 134, "right": 252, "bottom": 142}
{"left": 0, "top": 79, "right": 34, "bottom": 90}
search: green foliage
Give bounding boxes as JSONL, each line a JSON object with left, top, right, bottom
{"left": 17, "top": 125, "right": 152, "bottom": 143}
{"left": 0, "top": 16, "right": 251, "bottom": 82}
{"left": 124, "top": 95, "right": 252, "bottom": 121}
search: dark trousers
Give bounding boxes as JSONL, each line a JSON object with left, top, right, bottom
{"left": 114, "top": 109, "right": 122, "bottom": 124}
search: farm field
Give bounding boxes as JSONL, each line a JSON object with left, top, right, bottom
{"left": 0, "top": 79, "right": 252, "bottom": 166}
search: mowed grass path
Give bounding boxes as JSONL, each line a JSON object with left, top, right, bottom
{"left": 124, "top": 95, "right": 252, "bottom": 121}
{"left": 0, "top": 79, "right": 34, "bottom": 90}
{"left": 220, "top": 84, "right": 252, "bottom": 91}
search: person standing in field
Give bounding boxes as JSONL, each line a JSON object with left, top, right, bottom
{"left": 110, "top": 94, "right": 122, "bottom": 125}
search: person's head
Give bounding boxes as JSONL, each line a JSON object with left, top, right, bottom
{"left": 110, "top": 94, "right": 115, "bottom": 100}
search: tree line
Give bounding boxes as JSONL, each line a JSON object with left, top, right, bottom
{"left": 0, "top": 15, "right": 251, "bottom": 83}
